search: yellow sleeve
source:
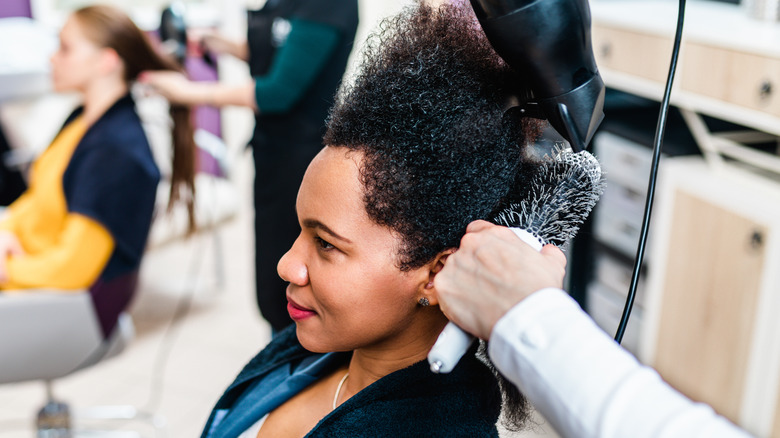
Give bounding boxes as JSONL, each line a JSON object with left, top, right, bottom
{"left": 1, "top": 213, "right": 115, "bottom": 290}
{"left": 0, "top": 192, "right": 34, "bottom": 233}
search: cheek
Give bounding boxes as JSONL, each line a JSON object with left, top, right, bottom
{"left": 316, "top": 262, "right": 416, "bottom": 315}
{"left": 58, "top": 51, "right": 95, "bottom": 77}
{"left": 52, "top": 56, "right": 81, "bottom": 84}
{"left": 299, "top": 257, "right": 421, "bottom": 352}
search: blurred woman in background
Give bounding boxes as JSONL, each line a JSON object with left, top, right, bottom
{"left": 0, "top": 5, "right": 197, "bottom": 386}
{"left": 0, "top": 4, "right": 195, "bottom": 295}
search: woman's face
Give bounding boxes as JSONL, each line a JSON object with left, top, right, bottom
{"left": 278, "top": 147, "right": 431, "bottom": 353}
{"left": 50, "top": 16, "right": 105, "bottom": 93}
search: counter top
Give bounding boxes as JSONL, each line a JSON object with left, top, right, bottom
{"left": 591, "top": 0, "right": 780, "bottom": 58}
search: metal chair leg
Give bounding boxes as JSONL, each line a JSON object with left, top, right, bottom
{"left": 36, "top": 381, "right": 71, "bottom": 438}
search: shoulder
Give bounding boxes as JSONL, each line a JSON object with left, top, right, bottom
{"left": 88, "top": 96, "right": 148, "bottom": 149}
{"left": 312, "top": 351, "right": 501, "bottom": 436}
{"left": 71, "top": 96, "right": 158, "bottom": 181}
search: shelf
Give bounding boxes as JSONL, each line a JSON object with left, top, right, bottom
{"left": 591, "top": 0, "right": 780, "bottom": 176}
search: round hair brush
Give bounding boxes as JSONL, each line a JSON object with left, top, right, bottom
{"left": 428, "top": 146, "right": 605, "bottom": 373}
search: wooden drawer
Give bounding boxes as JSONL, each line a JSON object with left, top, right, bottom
{"left": 593, "top": 192, "right": 653, "bottom": 260}
{"left": 594, "top": 252, "right": 647, "bottom": 308}
{"left": 592, "top": 24, "right": 674, "bottom": 84}
{"left": 586, "top": 281, "right": 643, "bottom": 355}
{"left": 594, "top": 131, "right": 654, "bottom": 193}
{"left": 681, "top": 42, "right": 780, "bottom": 118}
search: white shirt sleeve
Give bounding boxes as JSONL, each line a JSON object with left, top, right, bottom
{"left": 488, "top": 288, "right": 754, "bottom": 438}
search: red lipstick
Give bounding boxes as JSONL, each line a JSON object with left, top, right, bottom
{"left": 287, "top": 297, "right": 316, "bottom": 321}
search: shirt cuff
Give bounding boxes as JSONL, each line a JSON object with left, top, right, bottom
{"left": 490, "top": 288, "right": 576, "bottom": 343}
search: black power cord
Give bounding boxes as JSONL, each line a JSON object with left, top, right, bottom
{"left": 614, "top": 0, "right": 688, "bottom": 344}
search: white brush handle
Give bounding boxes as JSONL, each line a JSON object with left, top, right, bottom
{"left": 428, "top": 227, "right": 544, "bottom": 373}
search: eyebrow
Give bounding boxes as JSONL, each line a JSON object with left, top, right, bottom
{"left": 302, "top": 219, "right": 352, "bottom": 244}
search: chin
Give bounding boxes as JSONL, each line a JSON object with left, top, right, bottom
{"left": 295, "top": 325, "right": 350, "bottom": 353}
{"left": 295, "top": 326, "right": 329, "bottom": 353}
{"left": 51, "top": 82, "right": 69, "bottom": 93}
{"left": 50, "top": 78, "right": 80, "bottom": 94}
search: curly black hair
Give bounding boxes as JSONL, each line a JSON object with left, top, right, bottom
{"left": 324, "top": 2, "right": 543, "bottom": 272}
{"left": 324, "top": 2, "right": 544, "bottom": 431}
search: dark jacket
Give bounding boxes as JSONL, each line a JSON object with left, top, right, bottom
{"left": 61, "top": 94, "right": 160, "bottom": 336}
{"left": 201, "top": 326, "right": 502, "bottom": 437}
{"left": 61, "top": 94, "right": 160, "bottom": 282}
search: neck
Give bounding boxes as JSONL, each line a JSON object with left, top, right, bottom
{"left": 343, "top": 311, "right": 448, "bottom": 397}
{"left": 81, "top": 77, "right": 128, "bottom": 126}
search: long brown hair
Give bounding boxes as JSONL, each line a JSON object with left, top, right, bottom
{"left": 74, "top": 5, "right": 196, "bottom": 233}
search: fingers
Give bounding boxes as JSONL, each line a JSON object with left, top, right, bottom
{"left": 0, "top": 231, "right": 24, "bottom": 284}
{"left": 200, "top": 33, "right": 219, "bottom": 49}
{"left": 137, "top": 70, "right": 156, "bottom": 85}
{"left": 462, "top": 221, "right": 519, "bottom": 250}
{"left": 136, "top": 71, "right": 189, "bottom": 103}
{"left": 465, "top": 220, "right": 495, "bottom": 233}
{"left": 0, "top": 257, "right": 8, "bottom": 283}
{"left": 541, "top": 244, "right": 567, "bottom": 269}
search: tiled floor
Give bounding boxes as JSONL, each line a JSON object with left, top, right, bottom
{"left": 0, "top": 147, "right": 559, "bottom": 438}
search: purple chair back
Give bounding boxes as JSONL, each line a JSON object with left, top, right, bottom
{"left": 0, "top": 0, "right": 32, "bottom": 18}
{"left": 89, "top": 271, "right": 139, "bottom": 338}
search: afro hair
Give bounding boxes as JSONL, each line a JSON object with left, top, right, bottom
{"left": 324, "top": 1, "right": 544, "bottom": 271}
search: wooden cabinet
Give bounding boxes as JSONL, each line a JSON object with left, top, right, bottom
{"left": 589, "top": 1, "right": 780, "bottom": 436}
{"left": 680, "top": 43, "right": 780, "bottom": 117}
{"left": 591, "top": 0, "right": 780, "bottom": 151}
{"left": 592, "top": 24, "right": 674, "bottom": 84}
{"left": 640, "top": 158, "right": 780, "bottom": 437}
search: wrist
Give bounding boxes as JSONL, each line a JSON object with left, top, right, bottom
{"left": 207, "top": 85, "right": 219, "bottom": 107}
{"left": 191, "top": 82, "right": 218, "bottom": 107}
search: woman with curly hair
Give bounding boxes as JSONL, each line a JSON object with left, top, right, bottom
{"left": 200, "top": 2, "right": 542, "bottom": 436}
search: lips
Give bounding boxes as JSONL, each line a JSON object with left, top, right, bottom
{"left": 287, "top": 296, "right": 316, "bottom": 321}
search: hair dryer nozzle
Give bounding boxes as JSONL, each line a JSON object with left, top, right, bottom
{"left": 471, "top": 0, "right": 605, "bottom": 151}
{"left": 540, "top": 74, "right": 605, "bottom": 151}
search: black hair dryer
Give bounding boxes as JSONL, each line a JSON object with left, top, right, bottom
{"left": 470, "top": 0, "right": 605, "bottom": 151}
{"left": 160, "top": 2, "right": 188, "bottom": 66}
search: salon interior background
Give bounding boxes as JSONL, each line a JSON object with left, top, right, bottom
{"left": 3, "top": 0, "right": 547, "bottom": 437}
{"left": 5, "top": 0, "right": 780, "bottom": 436}
{"left": 28, "top": 0, "right": 433, "bottom": 45}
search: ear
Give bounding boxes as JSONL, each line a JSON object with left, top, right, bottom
{"left": 98, "top": 47, "right": 123, "bottom": 76}
{"left": 418, "top": 248, "right": 455, "bottom": 306}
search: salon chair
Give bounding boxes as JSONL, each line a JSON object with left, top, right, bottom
{"left": 0, "top": 272, "right": 165, "bottom": 437}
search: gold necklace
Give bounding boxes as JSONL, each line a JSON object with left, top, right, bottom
{"left": 332, "top": 372, "right": 349, "bottom": 410}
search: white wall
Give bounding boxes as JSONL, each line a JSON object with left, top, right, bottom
{"left": 22, "top": 0, "right": 421, "bottom": 150}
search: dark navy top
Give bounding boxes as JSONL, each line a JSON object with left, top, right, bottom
{"left": 62, "top": 94, "right": 160, "bottom": 282}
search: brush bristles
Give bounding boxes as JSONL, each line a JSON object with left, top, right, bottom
{"left": 492, "top": 146, "right": 605, "bottom": 250}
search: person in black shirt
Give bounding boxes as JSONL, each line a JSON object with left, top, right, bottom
{"left": 141, "top": 0, "right": 359, "bottom": 331}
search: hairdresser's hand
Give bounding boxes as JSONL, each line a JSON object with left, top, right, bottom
{"left": 433, "top": 220, "right": 566, "bottom": 340}
{"left": 138, "top": 71, "right": 196, "bottom": 105}
{"left": 198, "top": 31, "right": 249, "bottom": 61}
{"left": 0, "top": 230, "right": 24, "bottom": 284}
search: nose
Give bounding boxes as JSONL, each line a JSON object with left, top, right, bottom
{"left": 277, "top": 235, "right": 308, "bottom": 286}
